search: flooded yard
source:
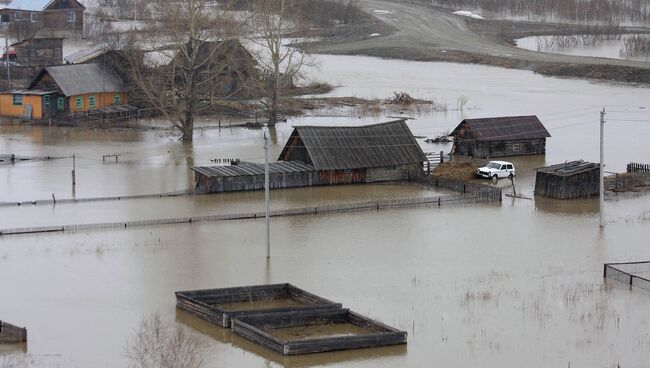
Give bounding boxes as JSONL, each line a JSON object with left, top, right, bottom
{"left": 515, "top": 34, "right": 650, "bottom": 61}
{"left": 1, "top": 53, "right": 650, "bottom": 367}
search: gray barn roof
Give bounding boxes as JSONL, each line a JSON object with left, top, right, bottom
{"left": 193, "top": 161, "right": 315, "bottom": 177}
{"left": 536, "top": 160, "right": 600, "bottom": 176}
{"left": 452, "top": 115, "right": 551, "bottom": 141}
{"left": 42, "top": 63, "right": 125, "bottom": 96}
{"left": 279, "top": 120, "right": 427, "bottom": 171}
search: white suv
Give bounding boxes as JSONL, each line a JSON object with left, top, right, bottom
{"left": 476, "top": 161, "right": 516, "bottom": 181}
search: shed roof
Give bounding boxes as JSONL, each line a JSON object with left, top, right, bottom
{"left": 32, "top": 63, "right": 125, "bottom": 96}
{"left": 536, "top": 160, "right": 600, "bottom": 176}
{"left": 452, "top": 115, "right": 551, "bottom": 141}
{"left": 64, "top": 45, "right": 107, "bottom": 64}
{"left": 7, "top": 89, "right": 56, "bottom": 95}
{"left": 279, "top": 120, "right": 427, "bottom": 170}
{"left": 1, "top": 0, "right": 50, "bottom": 11}
{"left": 192, "top": 161, "right": 315, "bottom": 177}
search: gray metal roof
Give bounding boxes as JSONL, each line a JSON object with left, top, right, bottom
{"left": 9, "top": 89, "right": 56, "bottom": 95}
{"left": 452, "top": 115, "right": 551, "bottom": 141}
{"left": 279, "top": 120, "right": 426, "bottom": 170}
{"left": 192, "top": 161, "right": 315, "bottom": 177}
{"left": 536, "top": 160, "right": 600, "bottom": 176}
{"left": 1, "top": 0, "right": 50, "bottom": 11}
{"left": 44, "top": 63, "right": 125, "bottom": 96}
{"left": 64, "top": 46, "right": 107, "bottom": 64}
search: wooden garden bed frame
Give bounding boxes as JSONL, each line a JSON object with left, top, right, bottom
{"left": 175, "top": 283, "right": 341, "bottom": 328}
{"left": 231, "top": 308, "right": 407, "bottom": 355}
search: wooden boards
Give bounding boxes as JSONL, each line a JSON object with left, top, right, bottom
{"left": 231, "top": 309, "right": 407, "bottom": 356}
{"left": 175, "top": 283, "right": 341, "bottom": 328}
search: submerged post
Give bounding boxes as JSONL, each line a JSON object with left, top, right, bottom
{"left": 264, "top": 130, "right": 270, "bottom": 258}
{"left": 599, "top": 107, "right": 605, "bottom": 228}
{"left": 72, "top": 154, "right": 76, "bottom": 187}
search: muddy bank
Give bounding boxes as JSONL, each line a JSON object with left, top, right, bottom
{"left": 306, "top": 0, "right": 650, "bottom": 84}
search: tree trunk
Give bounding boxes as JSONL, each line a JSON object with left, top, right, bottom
{"left": 267, "top": 78, "right": 279, "bottom": 127}
{"left": 182, "top": 98, "right": 194, "bottom": 141}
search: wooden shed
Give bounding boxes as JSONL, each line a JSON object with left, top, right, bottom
{"left": 451, "top": 115, "right": 551, "bottom": 158}
{"left": 278, "top": 119, "right": 426, "bottom": 183}
{"left": 193, "top": 120, "right": 427, "bottom": 193}
{"left": 12, "top": 37, "right": 63, "bottom": 66}
{"left": 534, "top": 160, "right": 600, "bottom": 199}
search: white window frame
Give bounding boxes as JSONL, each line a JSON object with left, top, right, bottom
{"left": 15, "top": 11, "right": 21, "bottom": 20}
{"left": 31, "top": 12, "right": 38, "bottom": 22}
{"left": 66, "top": 11, "right": 75, "bottom": 23}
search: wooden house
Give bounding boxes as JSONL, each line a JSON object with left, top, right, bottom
{"left": 193, "top": 120, "right": 427, "bottom": 193}
{"left": 451, "top": 115, "right": 551, "bottom": 158}
{"left": 534, "top": 160, "right": 600, "bottom": 199}
{"left": 12, "top": 37, "right": 62, "bottom": 66}
{"left": 0, "top": 63, "right": 127, "bottom": 120}
{"left": 0, "top": 0, "right": 84, "bottom": 33}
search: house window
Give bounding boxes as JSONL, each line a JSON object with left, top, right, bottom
{"left": 512, "top": 143, "right": 521, "bottom": 152}
{"left": 44, "top": 95, "right": 50, "bottom": 106}
{"left": 12, "top": 95, "right": 22, "bottom": 105}
{"left": 75, "top": 96, "right": 83, "bottom": 109}
{"left": 15, "top": 11, "right": 21, "bottom": 20}
{"left": 57, "top": 97, "right": 64, "bottom": 111}
{"left": 89, "top": 95, "right": 96, "bottom": 109}
{"left": 31, "top": 12, "right": 38, "bottom": 22}
{"left": 66, "top": 11, "right": 75, "bottom": 23}
{"left": 114, "top": 94, "right": 121, "bottom": 105}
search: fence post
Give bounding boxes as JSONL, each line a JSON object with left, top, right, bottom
{"left": 440, "top": 151, "right": 444, "bottom": 164}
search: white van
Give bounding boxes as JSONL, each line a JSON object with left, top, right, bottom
{"left": 476, "top": 161, "right": 516, "bottom": 181}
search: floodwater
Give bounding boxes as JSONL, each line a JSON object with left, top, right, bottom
{"left": 515, "top": 34, "right": 650, "bottom": 61}
{"left": 1, "top": 54, "right": 650, "bottom": 367}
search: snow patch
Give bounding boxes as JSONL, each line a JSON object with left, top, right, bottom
{"left": 452, "top": 10, "right": 485, "bottom": 20}
{"left": 369, "top": 33, "right": 381, "bottom": 37}
{"left": 373, "top": 10, "right": 392, "bottom": 14}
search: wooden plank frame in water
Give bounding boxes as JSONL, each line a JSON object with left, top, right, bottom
{"left": 0, "top": 321, "right": 27, "bottom": 343}
{"left": 231, "top": 309, "right": 407, "bottom": 356}
{"left": 175, "top": 283, "right": 342, "bottom": 328}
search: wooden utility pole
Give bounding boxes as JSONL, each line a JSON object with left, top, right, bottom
{"left": 72, "top": 154, "right": 76, "bottom": 187}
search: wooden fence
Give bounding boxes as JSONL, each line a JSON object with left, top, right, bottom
{"left": 605, "top": 172, "right": 650, "bottom": 192}
{"left": 0, "top": 321, "right": 27, "bottom": 343}
{"left": 604, "top": 262, "right": 650, "bottom": 292}
{"left": 0, "top": 191, "right": 501, "bottom": 236}
{"left": 627, "top": 162, "right": 650, "bottom": 173}
{"left": 423, "top": 151, "right": 451, "bottom": 172}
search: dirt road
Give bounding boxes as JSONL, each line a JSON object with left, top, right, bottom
{"left": 308, "top": 0, "right": 650, "bottom": 83}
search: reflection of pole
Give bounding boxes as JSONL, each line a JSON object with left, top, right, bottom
{"left": 599, "top": 107, "right": 605, "bottom": 228}
{"left": 72, "top": 154, "right": 76, "bottom": 187}
{"left": 264, "top": 131, "right": 270, "bottom": 258}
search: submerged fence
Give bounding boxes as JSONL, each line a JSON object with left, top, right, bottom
{"left": 627, "top": 162, "right": 650, "bottom": 173}
{"left": 0, "top": 191, "right": 500, "bottom": 236}
{"left": 410, "top": 173, "right": 503, "bottom": 198}
{"left": 0, "top": 190, "right": 193, "bottom": 208}
{"left": 604, "top": 262, "right": 650, "bottom": 292}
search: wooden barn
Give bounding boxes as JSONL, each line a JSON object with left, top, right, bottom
{"left": 193, "top": 120, "right": 427, "bottom": 193}
{"left": 451, "top": 115, "right": 551, "bottom": 158}
{"left": 534, "top": 160, "right": 600, "bottom": 199}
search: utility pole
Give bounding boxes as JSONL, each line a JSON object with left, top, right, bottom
{"left": 5, "top": 37, "right": 10, "bottom": 89}
{"left": 264, "top": 131, "right": 270, "bottom": 258}
{"left": 599, "top": 107, "right": 605, "bottom": 228}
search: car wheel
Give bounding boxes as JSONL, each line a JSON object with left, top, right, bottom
{"left": 492, "top": 174, "right": 498, "bottom": 183}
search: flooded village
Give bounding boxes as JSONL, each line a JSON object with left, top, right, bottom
{"left": 1, "top": 0, "right": 650, "bottom": 367}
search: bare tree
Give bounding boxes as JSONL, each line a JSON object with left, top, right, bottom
{"left": 125, "top": 313, "right": 204, "bottom": 368}
{"left": 248, "top": 0, "right": 311, "bottom": 127}
{"left": 114, "top": 0, "right": 251, "bottom": 141}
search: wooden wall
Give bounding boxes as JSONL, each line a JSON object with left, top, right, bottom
{"left": 0, "top": 321, "right": 27, "bottom": 343}
{"left": 454, "top": 138, "right": 547, "bottom": 158}
{"left": 68, "top": 92, "right": 128, "bottom": 113}
{"left": 0, "top": 94, "right": 44, "bottom": 119}
{"left": 534, "top": 169, "right": 600, "bottom": 199}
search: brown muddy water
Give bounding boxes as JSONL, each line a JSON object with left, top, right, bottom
{"left": 1, "top": 55, "right": 650, "bottom": 367}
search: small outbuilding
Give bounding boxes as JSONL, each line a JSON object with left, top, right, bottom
{"left": 451, "top": 115, "right": 551, "bottom": 158}
{"left": 193, "top": 120, "right": 427, "bottom": 193}
{"left": 534, "top": 160, "right": 600, "bottom": 199}
{"left": 12, "top": 37, "right": 63, "bottom": 66}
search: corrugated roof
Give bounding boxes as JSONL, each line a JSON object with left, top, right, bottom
{"left": 452, "top": 115, "right": 551, "bottom": 141}
{"left": 64, "top": 45, "right": 107, "bottom": 64}
{"left": 192, "top": 161, "right": 315, "bottom": 177}
{"left": 42, "top": 63, "right": 125, "bottom": 96}
{"left": 279, "top": 120, "right": 427, "bottom": 170}
{"left": 536, "top": 160, "right": 600, "bottom": 176}
{"left": 2, "top": 0, "right": 51, "bottom": 11}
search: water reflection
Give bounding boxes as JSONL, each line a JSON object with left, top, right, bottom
{"left": 515, "top": 33, "right": 650, "bottom": 61}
